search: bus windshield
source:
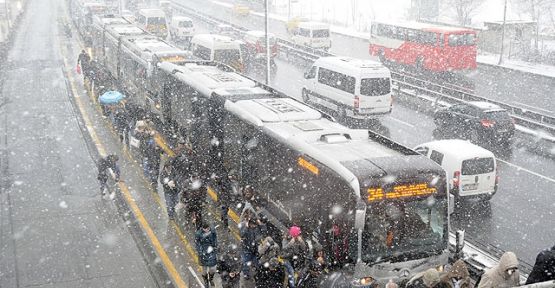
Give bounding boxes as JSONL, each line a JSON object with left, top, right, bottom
{"left": 448, "top": 33, "right": 476, "bottom": 46}
{"left": 360, "top": 196, "right": 447, "bottom": 263}
{"left": 214, "top": 49, "right": 241, "bottom": 64}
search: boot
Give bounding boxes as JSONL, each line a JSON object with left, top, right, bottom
{"left": 208, "top": 272, "right": 215, "bottom": 287}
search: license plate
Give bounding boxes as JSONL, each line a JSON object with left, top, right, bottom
{"left": 463, "top": 183, "right": 478, "bottom": 191}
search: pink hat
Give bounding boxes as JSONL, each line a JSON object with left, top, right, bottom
{"left": 289, "top": 226, "right": 301, "bottom": 238}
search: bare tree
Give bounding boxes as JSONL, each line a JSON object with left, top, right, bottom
{"left": 445, "top": 0, "right": 485, "bottom": 26}
{"left": 514, "top": 0, "right": 555, "bottom": 49}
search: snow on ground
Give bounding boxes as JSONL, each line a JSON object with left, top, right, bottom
{"left": 478, "top": 53, "right": 555, "bottom": 78}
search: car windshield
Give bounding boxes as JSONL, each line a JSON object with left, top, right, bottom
{"left": 462, "top": 158, "right": 494, "bottom": 175}
{"left": 312, "top": 29, "right": 330, "bottom": 38}
{"left": 214, "top": 49, "right": 241, "bottom": 65}
{"left": 360, "top": 196, "right": 447, "bottom": 263}
{"left": 448, "top": 33, "right": 476, "bottom": 46}
{"left": 360, "top": 77, "right": 391, "bottom": 96}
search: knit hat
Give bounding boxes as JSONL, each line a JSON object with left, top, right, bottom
{"left": 289, "top": 225, "right": 301, "bottom": 238}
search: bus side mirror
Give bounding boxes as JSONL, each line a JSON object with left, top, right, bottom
{"left": 354, "top": 201, "right": 366, "bottom": 230}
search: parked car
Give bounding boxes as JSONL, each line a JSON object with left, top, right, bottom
{"left": 414, "top": 139, "right": 498, "bottom": 203}
{"left": 433, "top": 101, "right": 515, "bottom": 147}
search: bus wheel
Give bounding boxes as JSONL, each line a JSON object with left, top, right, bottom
{"left": 301, "top": 89, "right": 310, "bottom": 103}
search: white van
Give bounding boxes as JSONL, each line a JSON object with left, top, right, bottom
{"left": 190, "top": 34, "right": 244, "bottom": 72}
{"left": 414, "top": 139, "right": 498, "bottom": 202}
{"left": 291, "top": 21, "right": 331, "bottom": 50}
{"left": 302, "top": 56, "right": 392, "bottom": 120}
{"left": 170, "top": 16, "right": 194, "bottom": 41}
{"left": 136, "top": 8, "right": 168, "bottom": 38}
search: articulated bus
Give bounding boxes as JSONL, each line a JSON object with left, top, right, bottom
{"left": 89, "top": 21, "right": 190, "bottom": 109}
{"left": 70, "top": 0, "right": 108, "bottom": 45}
{"left": 369, "top": 21, "right": 477, "bottom": 72}
{"left": 153, "top": 61, "right": 450, "bottom": 286}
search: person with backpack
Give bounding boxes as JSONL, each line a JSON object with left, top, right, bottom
{"left": 97, "top": 154, "right": 120, "bottom": 195}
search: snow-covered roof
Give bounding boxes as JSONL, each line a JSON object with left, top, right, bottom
{"left": 467, "top": 101, "right": 504, "bottom": 112}
{"left": 315, "top": 56, "right": 389, "bottom": 74}
{"left": 107, "top": 24, "right": 147, "bottom": 36}
{"left": 372, "top": 21, "right": 475, "bottom": 33}
{"left": 416, "top": 139, "right": 495, "bottom": 160}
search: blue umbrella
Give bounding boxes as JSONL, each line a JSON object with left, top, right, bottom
{"left": 99, "top": 91, "right": 124, "bottom": 105}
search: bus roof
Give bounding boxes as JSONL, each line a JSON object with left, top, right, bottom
{"left": 314, "top": 56, "right": 390, "bottom": 75}
{"left": 93, "top": 15, "right": 130, "bottom": 26}
{"left": 158, "top": 62, "right": 258, "bottom": 97}
{"left": 106, "top": 24, "right": 147, "bottom": 37}
{"left": 191, "top": 34, "right": 239, "bottom": 48}
{"left": 125, "top": 37, "right": 189, "bottom": 59}
{"left": 138, "top": 8, "right": 166, "bottom": 17}
{"left": 373, "top": 21, "right": 476, "bottom": 34}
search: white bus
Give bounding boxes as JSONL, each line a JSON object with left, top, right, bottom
{"left": 291, "top": 21, "right": 331, "bottom": 50}
{"left": 190, "top": 34, "right": 244, "bottom": 72}
{"left": 302, "top": 56, "right": 393, "bottom": 123}
{"left": 136, "top": 8, "right": 168, "bottom": 38}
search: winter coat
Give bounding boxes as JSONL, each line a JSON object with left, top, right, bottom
{"left": 254, "top": 258, "right": 285, "bottom": 287}
{"left": 477, "top": 252, "right": 520, "bottom": 288}
{"left": 77, "top": 52, "right": 90, "bottom": 68}
{"left": 525, "top": 245, "right": 555, "bottom": 284}
{"left": 97, "top": 156, "right": 120, "bottom": 181}
{"left": 144, "top": 138, "right": 161, "bottom": 166}
{"left": 439, "top": 260, "right": 473, "bottom": 288}
{"left": 113, "top": 107, "right": 129, "bottom": 132}
{"left": 195, "top": 227, "right": 218, "bottom": 267}
{"left": 299, "top": 254, "right": 329, "bottom": 288}
{"left": 219, "top": 250, "right": 241, "bottom": 288}
{"left": 240, "top": 225, "right": 259, "bottom": 255}
{"left": 282, "top": 237, "right": 308, "bottom": 270}
{"left": 407, "top": 268, "right": 445, "bottom": 288}
{"left": 258, "top": 236, "right": 280, "bottom": 265}
{"left": 160, "top": 167, "right": 179, "bottom": 195}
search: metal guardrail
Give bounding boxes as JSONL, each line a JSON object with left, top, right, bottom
{"left": 170, "top": 0, "right": 555, "bottom": 139}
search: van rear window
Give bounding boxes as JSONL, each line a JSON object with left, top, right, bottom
{"left": 461, "top": 158, "right": 494, "bottom": 175}
{"left": 360, "top": 78, "right": 391, "bottom": 96}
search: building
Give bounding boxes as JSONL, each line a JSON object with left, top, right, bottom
{"left": 479, "top": 20, "right": 536, "bottom": 57}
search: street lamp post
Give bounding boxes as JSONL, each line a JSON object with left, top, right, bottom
{"left": 498, "top": 0, "right": 508, "bottom": 65}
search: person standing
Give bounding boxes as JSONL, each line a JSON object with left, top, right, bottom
{"left": 240, "top": 218, "right": 259, "bottom": 280}
{"left": 282, "top": 225, "right": 308, "bottom": 288}
{"left": 477, "top": 251, "right": 520, "bottom": 288}
{"left": 77, "top": 49, "right": 90, "bottom": 82}
{"left": 113, "top": 102, "right": 130, "bottom": 147}
{"left": 254, "top": 257, "right": 285, "bottom": 287}
{"left": 525, "top": 244, "right": 555, "bottom": 284}
{"left": 219, "top": 244, "right": 242, "bottom": 288}
{"left": 97, "top": 154, "right": 120, "bottom": 195}
{"left": 143, "top": 132, "right": 162, "bottom": 187}
{"left": 195, "top": 222, "right": 218, "bottom": 287}
{"left": 160, "top": 162, "right": 179, "bottom": 220}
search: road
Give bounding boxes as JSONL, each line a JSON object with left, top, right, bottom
{"left": 0, "top": 0, "right": 173, "bottom": 286}
{"left": 175, "top": 1, "right": 555, "bottom": 265}
{"left": 174, "top": 0, "right": 555, "bottom": 117}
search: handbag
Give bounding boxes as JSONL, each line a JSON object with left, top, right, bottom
{"left": 76, "top": 64, "right": 81, "bottom": 74}
{"left": 129, "top": 136, "right": 140, "bottom": 148}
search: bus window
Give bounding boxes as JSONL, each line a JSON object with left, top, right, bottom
{"left": 214, "top": 49, "right": 241, "bottom": 65}
{"left": 360, "top": 78, "right": 391, "bottom": 96}
{"left": 193, "top": 45, "right": 211, "bottom": 60}
{"left": 448, "top": 33, "right": 475, "bottom": 46}
{"left": 312, "top": 29, "right": 329, "bottom": 38}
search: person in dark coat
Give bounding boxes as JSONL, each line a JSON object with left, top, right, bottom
{"left": 258, "top": 236, "right": 280, "bottom": 267}
{"left": 113, "top": 103, "right": 130, "bottom": 146}
{"left": 215, "top": 169, "right": 240, "bottom": 228}
{"left": 160, "top": 162, "right": 179, "bottom": 220}
{"left": 219, "top": 244, "right": 241, "bottom": 288}
{"left": 184, "top": 171, "right": 205, "bottom": 230}
{"left": 299, "top": 246, "right": 329, "bottom": 288}
{"left": 143, "top": 134, "right": 162, "bottom": 187}
{"left": 97, "top": 154, "right": 120, "bottom": 195}
{"left": 240, "top": 218, "right": 260, "bottom": 280}
{"left": 525, "top": 244, "right": 555, "bottom": 284}
{"left": 255, "top": 257, "right": 285, "bottom": 287}
{"left": 282, "top": 225, "right": 308, "bottom": 288}
{"left": 77, "top": 49, "right": 90, "bottom": 81}
{"left": 195, "top": 222, "right": 218, "bottom": 287}
{"left": 439, "top": 259, "right": 473, "bottom": 288}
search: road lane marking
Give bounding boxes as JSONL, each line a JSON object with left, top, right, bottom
{"left": 188, "top": 266, "right": 205, "bottom": 288}
{"left": 61, "top": 52, "right": 188, "bottom": 288}
{"left": 497, "top": 159, "right": 555, "bottom": 184}
{"left": 388, "top": 116, "right": 416, "bottom": 128}
{"left": 512, "top": 101, "right": 553, "bottom": 114}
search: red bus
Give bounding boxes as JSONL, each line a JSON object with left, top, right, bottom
{"left": 369, "top": 22, "right": 477, "bottom": 71}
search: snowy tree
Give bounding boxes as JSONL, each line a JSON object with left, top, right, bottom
{"left": 444, "top": 0, "right": 485, "bottom": 26}
{"left": 514, "top": 0, "right": 555, "bottom": 49}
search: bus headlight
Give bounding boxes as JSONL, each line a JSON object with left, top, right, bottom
{"left": 351, "top": 277, "right": 375, "bottom": 287}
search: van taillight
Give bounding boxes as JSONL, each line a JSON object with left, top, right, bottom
{"left": 480, "top": 119, "right": 495, "bottom": 128}
{"left": 453, "top": 171, "right": 460, "bottom": 187}
{"left": 354, "top": 96, "right": 360, "bottom": 109}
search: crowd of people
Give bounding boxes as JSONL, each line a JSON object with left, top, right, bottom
{"left": 84, "top": 48, "right": 555, "bottom": 288}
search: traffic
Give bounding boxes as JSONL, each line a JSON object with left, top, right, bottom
{"left": 46, "top": 0, "right": 555, "bottom": 287}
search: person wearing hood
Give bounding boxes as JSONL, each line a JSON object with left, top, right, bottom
{"left": 406, "top": 268, "right": 444, "bottom": 288}
{"left": 195, "top": 222, "right": 218, "bottom": 287}
{"left": 439, "top": 260, "right": 473, "bottom": 288}
{"left": 477, "top": 251, "right": 520, "bottom": 288}
{"left": 525, "top": 244, "right": 555, "bottom": 284}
